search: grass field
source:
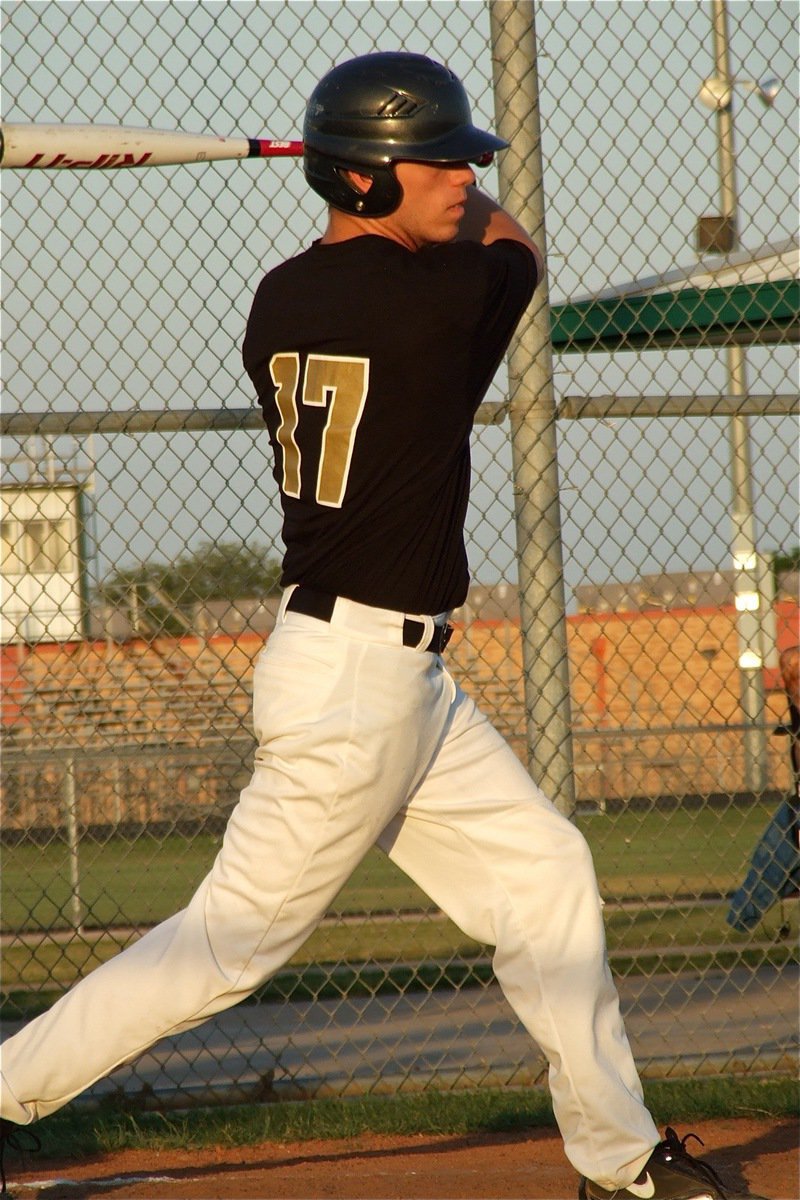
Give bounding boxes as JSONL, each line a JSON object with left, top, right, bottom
{"left": 3, "top": 801, "right": 794, "bottom": 1005}
{"left": 22, "top": 1076, "right": 800, "bottom": 1161}
{"left": 1, "top": 802, "right": 778, "bottom": 930}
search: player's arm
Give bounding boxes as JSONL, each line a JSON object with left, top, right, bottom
{"left": 456, "top": 187, "right": 544, "bottom": 274}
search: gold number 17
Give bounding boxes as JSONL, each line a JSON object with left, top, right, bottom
{"left": 269, "top": 353, "right": 370, "bottom": 509}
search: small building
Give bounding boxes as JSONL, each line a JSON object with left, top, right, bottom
{"left": 0, "top": 482, "right": 87, "bottom": 643}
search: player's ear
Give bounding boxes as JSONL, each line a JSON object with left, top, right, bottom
{"left": 339, "top": 168, "right": 374, "bottom": 195}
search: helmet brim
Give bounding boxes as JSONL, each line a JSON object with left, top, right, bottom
{"left": 397, "top": 124, "right": 508, "bottom": 164}
{"left": 307, "top": 124, "right": 507, "bottom": 168}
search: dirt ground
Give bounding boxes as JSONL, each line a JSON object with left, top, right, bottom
{"left": 7, "top": 1117, "right": 798, "bottom": 1200}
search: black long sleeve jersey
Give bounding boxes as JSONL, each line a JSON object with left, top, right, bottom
{"left": 243, "top": 233, "right": 538, "bottom": 615}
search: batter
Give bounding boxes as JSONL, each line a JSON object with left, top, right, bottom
{"left": 0, "top": 52, "right": 753, "bottom": 1200}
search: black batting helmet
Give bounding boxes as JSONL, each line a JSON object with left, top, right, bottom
{"left": 303, "top": 52, "right": 507, "bottom": 217}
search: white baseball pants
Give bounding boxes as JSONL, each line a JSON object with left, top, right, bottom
{"left": 1, "top": 591, "right": 659, "bottom": 1188}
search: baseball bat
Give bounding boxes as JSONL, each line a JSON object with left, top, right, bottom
{"left": 0, "top": 122, "right": 304, "bottom": 169}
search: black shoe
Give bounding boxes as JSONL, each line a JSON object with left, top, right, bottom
{"left": 0, "top": 1118, "right": 41, "bottom": 1196}
{"left": 578, "top": 1127, "right": 765, "bottom": 1200}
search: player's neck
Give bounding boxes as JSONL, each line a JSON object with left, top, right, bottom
{"left": 320, "top": 208, "right": 419, "bottom": 252}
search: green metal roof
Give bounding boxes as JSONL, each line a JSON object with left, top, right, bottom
{"left": 550, "top": 278, "right": 799, "bottom": 352}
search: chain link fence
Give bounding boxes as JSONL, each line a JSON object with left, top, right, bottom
{"left": 2, "top": 0, "right": 798, "bottom": 1106}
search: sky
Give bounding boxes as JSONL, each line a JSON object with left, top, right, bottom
{"left": 1, "top": 0, "right": 797, "bottom": 607}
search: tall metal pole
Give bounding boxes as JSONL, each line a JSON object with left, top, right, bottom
{"left": 64, "top": 756, "right": 84, "bottom": 933}
{"left": 711, "top": 0, "right": 768, "bottom": 793}
{"left": 489, "top": 1, "right": 575, "bottom": 816}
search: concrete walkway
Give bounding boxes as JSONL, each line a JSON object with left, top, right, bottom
{"left": 38, "top": 961, "right": 795, "bottom": 1110}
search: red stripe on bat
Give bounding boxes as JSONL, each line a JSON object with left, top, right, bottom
{"left": 248, "top": 139, "right": 304, "bottom": 158}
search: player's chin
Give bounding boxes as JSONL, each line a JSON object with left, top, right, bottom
{"left": 416, "top": 213, "right": 464, "bottom": 247}
{"left": 432, "top": 216, "right": 464, "bottom": 244}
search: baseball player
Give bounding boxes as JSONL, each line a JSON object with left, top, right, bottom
{"left": 1, "top": 53, "right": 755, "bottom": 1200}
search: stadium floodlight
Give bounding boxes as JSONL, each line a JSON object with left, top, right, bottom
{"left": 698, "top": 75, "right": 780, "bottom": 110}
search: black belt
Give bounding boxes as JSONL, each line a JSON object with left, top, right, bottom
{"left": 286, "top": 587, "right": 453, "bottom": 654}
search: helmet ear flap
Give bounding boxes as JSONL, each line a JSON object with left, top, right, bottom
{"left": 339, "top": 165, "right": 403, "bottom": 216}
{"left": 304, "top": 148, "right": 403, "bottom": 216}
{"left": 334, "top": 165, "right": 377, "bottom": 213}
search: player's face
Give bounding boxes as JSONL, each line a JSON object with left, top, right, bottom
{"left": 389, "top": 160, "right": 477, "bottom": 248}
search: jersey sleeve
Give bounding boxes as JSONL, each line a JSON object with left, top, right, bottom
{"left": 454, "top": 238, "right": 539, "bottom": 391}
{"left": 479, "top": 239, "right": 539, "bottom": 344}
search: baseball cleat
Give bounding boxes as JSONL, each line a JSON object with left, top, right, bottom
{"left": 578, "top": 1127, "right": 766, "bottom": 1200}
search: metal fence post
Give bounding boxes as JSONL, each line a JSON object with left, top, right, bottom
{"left": 489, "top": 0, "right": 576, "bottom": 816}
{"left": 63, "top": 755, "right": 84, "bottom": 933}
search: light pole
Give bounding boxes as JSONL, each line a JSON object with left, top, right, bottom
{"left": 697, "top": 0, "right": 781, "bottom": 794}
